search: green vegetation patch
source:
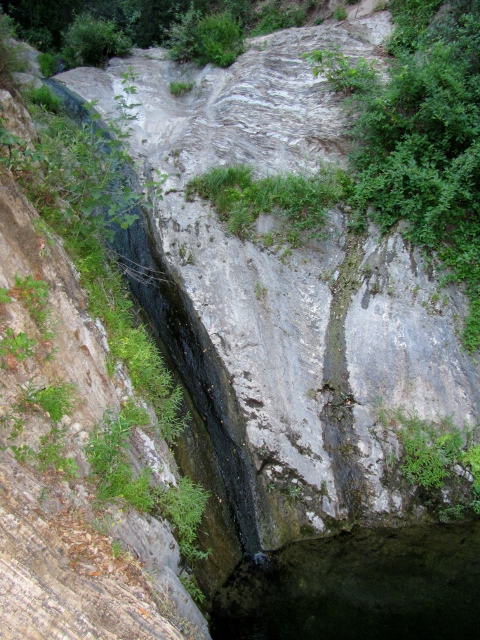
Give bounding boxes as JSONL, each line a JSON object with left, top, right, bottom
{"left": 187, "top": 163, "right": 351, "bottom": 243}
{"left": 38, "top": 52, "right": 56, "bottom": 77}
{"left": 398, "top": 413, "right": 462, "bottom": 489}
{"left": 30, "top": 382, "right": 76, "bottom": 422}
{"left": 249, "top": 3, "right": 306, "bottom": 37}
{"left": 378, "top": 406, "right": 480, "bottom": 516}
{"left": 87, "top": 408, "right": 210, "bottom": 563}
{"left": 0, "top": 328, "right": 36, "bottom": 365}
{"left": 155, "top": 476, "right": 210, "bottom": 563}
{"left": 387, "top": 0, "right": 443, "bottom": 54}
{"left": 0, "top": 9, "right": 26, "bottom": 82}
{"left": 86, "top": 410, "right": 156, "bottom": 512}
{"left": 24, "top": 85, "right": 62, "bottom": 113}
{"left": 169, "top": 81, "right": 194, "bottom": 96}
{"left": 303, "top": 48, "right": 378, "bottom": 95}
{"left": 167, "top": 9, "right": 244, "bottom": 67}
{"left": 37, "top": 425, "right": 78, "bottom": 477}
{"left": 333, "top": 6, "right": 348, "bottom": 21}
{"left": 11, "top": 274, "right": 49, "bottom": 322}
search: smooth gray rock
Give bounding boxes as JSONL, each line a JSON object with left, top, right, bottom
{"left": 56, "top": 11, "right": 480, "bottom": 549}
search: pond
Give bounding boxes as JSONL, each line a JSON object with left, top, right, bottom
{"left": 210, "top": 522, "right": 480, "bottom": 640}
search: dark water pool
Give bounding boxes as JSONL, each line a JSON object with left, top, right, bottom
{"left": 210, "top": 522, "right": 480, "bottom": 640}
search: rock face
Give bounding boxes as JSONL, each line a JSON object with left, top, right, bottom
{"left": 0, "top": 100, "right": 210, "bottom": 637}
{"left": 56, "top": 8, "right": 480, "bottom": 551}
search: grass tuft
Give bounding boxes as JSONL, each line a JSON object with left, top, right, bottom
{"left": 187, "top": 163, "right": 351, "bottom": 243}
{"left": 24, "top": 85, "right": 62, "bottom": 112}
{"left": 169, "top": 81, "right": 194, "bottom": 96}
{"left": 249, "top": 4, "right": 306, "bottom": 37}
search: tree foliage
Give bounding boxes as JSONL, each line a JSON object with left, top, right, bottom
{"left": 62, "top": 13, "right": 132, "bottom": 67}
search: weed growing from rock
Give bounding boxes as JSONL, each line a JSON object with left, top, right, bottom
{"left": 180, "top": 573, "right": 205, "bottom": 604}
{"left": 249, "top": 3, "right": 306, "bottom": 37}
{"left": 378, "top": 406, "right": 480, "bottom": 517}
{"left": 87, "top": 408, "right": 210, "bottom": 566}
{"left": 0, "top": 328, "right": 36, "bottom": 366}
{"left": 169, "top": 81, "right": 194, "bottom": 96}
{"left": 86, "top": 410, "right": 156, "bottom": 512}
{"left": 254, "top": 282, "right": 268, "bottom": 300}
{"left": 333, "top": 7, "right": 347, "bottom": 21}
{"left": 24, "top": 85, "right": 62, "bottom": 113}
{"left": 37, "top": 425, "right": 78, "bottom": 477}
{"left": 38, "top": 52, "right": 56, "bottom": 77}
{"left": 28, "top": 382, "right": 76, "bottom": 422}
{"left": 154, "top": 476, "right": 211, "bottom": 563}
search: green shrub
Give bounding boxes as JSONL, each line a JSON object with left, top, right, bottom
{"left": 168, "top": 10, "right": 244, "bottom": 67}
{"left": 378, "top": 406, "right": 480, "bottom": 515}
{"left": 380, "top": 406, "right": 480, "bottom": 493}
{"left": 400, "top": 418, "right": 458, "bottom": 489}
{"left": 0, "top": 288, "right": 12, "bottom": 305}
{"left": 196, "top": 13, "right": 244, "bottom": 67}
{"left": 25, "top": 85, "right": 62, "bottom": 113}
{"left": 11, "top": 274, "right": 50, "bottom": 327}
{"left": 223, "top": 0, "right": 252, "bottom": 22}
{"left": 387, "top": 0, "right": 442, "bottom": 54}
{"left": 169, "top": 80, "right": 194, "bottom": 96}
{"left": 155, "top": 476, "right": 210, "bottom": 562}
{"left": 303, "top": 49, "right": 378, "bottom": 94}
{"left": 31, "top": 382, "right": 76, "bottom": 421}
{"left": 22, "top": 26, "right": 54, "bottom": 51}
{"left": 180, "top": 574, "right": 206, "bottom": 604}
{"left": 38, "top": 52, "right": 56, "bottom": 77}
{"left": 380, "top": 408, "right": 464, "bottom": 489}
{"left": 249, "top": 4, "right": 306, "bottom": 37}
{"left": 333, "top": 6, "right": 348, "bottom": 20}
{"left": 61, "top": 13, "right": 132, "bottom": 68}
{"left": 87, "top": 409, "right": 210, "bottom": 558}
{"left": 86, "top": 410, "right": 155, "bottom": 511}
{"left": 120, "top": 399, "right": 150, "bottom": 426}
{"left": 0, "top": 9, "right": 25, "bottom": 82}
{"left": 167, "top": 7, "right": 203, "bottom": 63}
{"left": 0, "top": 328, "right": 36, "bottom": 364}
{"left": 462, "top": 445, "right": 480, "bottom": 494}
